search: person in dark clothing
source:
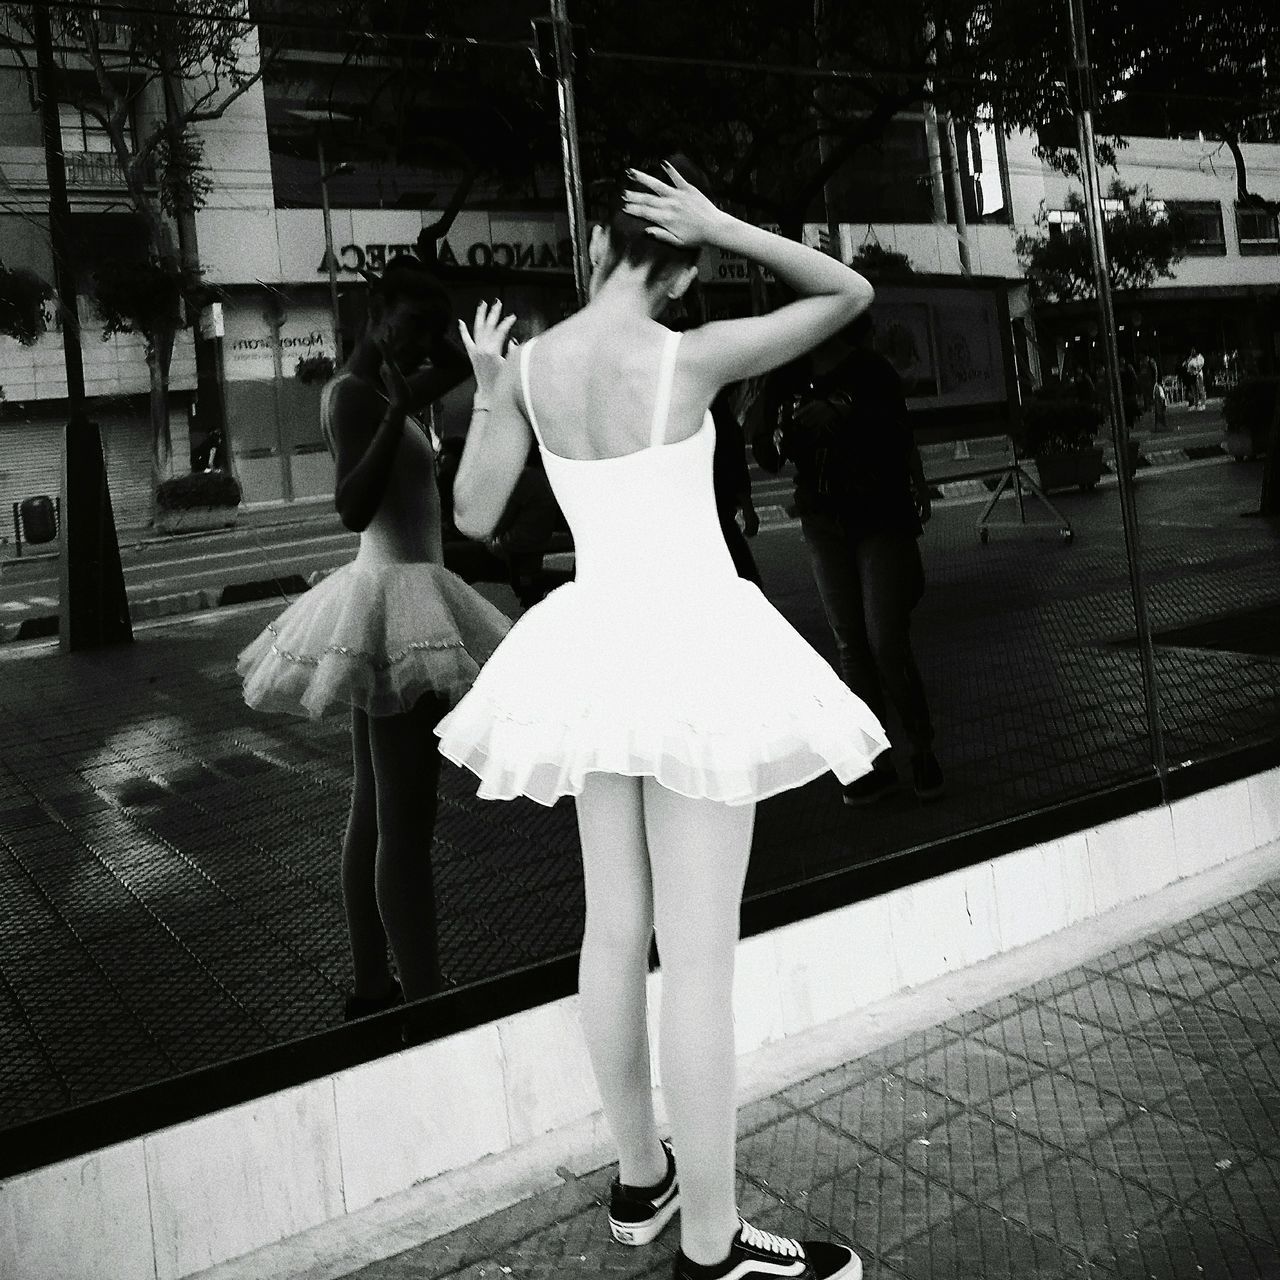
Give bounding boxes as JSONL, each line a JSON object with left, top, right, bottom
{"left": 1119, "top": 360, "right": 1140, "bottom": 431}
{"left": 710, "top": 387, "right": 762, "bottom": 586}
{"left": 1139, "top": 355, "right": 1159, "bottom": 414}
{"left": 753, "top": 310, "right": 942, "bottom": 806}
{"left": 1072, "top": 367, "right": 1096, "bottom": 407}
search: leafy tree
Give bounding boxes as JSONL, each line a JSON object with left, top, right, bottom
{"left": 962, "top": 2, "right": 1280, "bottom": 211}
{"left": 848, "top": 242, "right": 915, "bottom": 280}
{"left": 522, "top": 0, "right": 1280, "bottom": 247}
{"left": 1016, "top": 182, "right": 1182, "bottom": 304}
{"left": 0, "top": 0, "right": 297, "bottom": 502}
{"left": 0, "top": 263, "right": 54, "bottom": 346}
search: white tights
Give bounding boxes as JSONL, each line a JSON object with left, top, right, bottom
{"left": 576, "top": 773, "right": 755, "bottom": 1266}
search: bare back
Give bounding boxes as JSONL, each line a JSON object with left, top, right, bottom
{"left": 520, "top": 315, "right": 711, "bottom": 461}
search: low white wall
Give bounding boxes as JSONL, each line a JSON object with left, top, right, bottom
{"left": 3, "top": 767, "right": 1279, "bottom": 1280}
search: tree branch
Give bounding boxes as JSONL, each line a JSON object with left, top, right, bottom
{"left": 790, "top": 84, "right": 926, "bottom": 212}
{"left": 419, "top": 160, "right": 480, "bottom": 244}
{"left": 1221, "top": 131, "right": 1280, "bottom": 216}
{"left": 0, "top": 29, "right": 41, "bottom": 115}
{"left": 181, "top": 23, "right": 280, "bottom": 126}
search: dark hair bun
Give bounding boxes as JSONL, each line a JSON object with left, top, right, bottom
{"left": 590, "top": 151, "right": 716, "bottom": 284}
{"left": 369, "top": 254, "right": 452, "bottom": 335}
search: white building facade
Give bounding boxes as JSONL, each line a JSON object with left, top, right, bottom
{"left": 4, "top": 24, "right": 1280, "bottom": 534}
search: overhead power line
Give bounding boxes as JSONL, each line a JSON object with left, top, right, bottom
{"left": 18, "top": 0, "right": 1280, "bottom": 112}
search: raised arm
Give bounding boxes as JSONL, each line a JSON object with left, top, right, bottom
{"left": 451, "top": 300, "right": 532, "bottom": 541}
{"left": 404, "top": 332, "right": 474, "bottom": 407}
{"left": 622, "top": 164, "right": 873, "bottom": 394}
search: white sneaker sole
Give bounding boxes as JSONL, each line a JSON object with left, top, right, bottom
{"left": 608, "top": 1191, "right": 680, "bottom": 1246}
{"left": 831, "top": 1251, "right": 863, "bottom": 1280}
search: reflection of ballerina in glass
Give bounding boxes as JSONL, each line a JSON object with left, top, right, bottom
{"left": 237, "top": 259, "right": 511, "bottom": 1018}
{"left": 438, "top": 156, "right": 885, "bottom": 1280}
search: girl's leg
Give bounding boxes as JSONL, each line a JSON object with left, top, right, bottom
{"left": 644, "top": 779, "right": 756, "bottom": 1266}
{"left": 576, "top": 773, "right": 667, "bottom": 1188}
{"left": 367, "top": 693, "right": 449, "bottom": 1000}
{"left": 342, "top": 707, "right": 392, "bottom": 998}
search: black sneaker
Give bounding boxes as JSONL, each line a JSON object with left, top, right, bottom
{"left": 342, "top": 979, "right": 403, "bottom": 1022}
{"left": 673, "top": 1218, "right": 861, "bottom": 1280}
{"left": 841, "top": 767, "right": 897, "bottom": 808}
{"left": 912, "top": 752, "right": 945, "bottom": 802}
{"left": 609, "top": 1139, "right": 679, "bottom": 1246}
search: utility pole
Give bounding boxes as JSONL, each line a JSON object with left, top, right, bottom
{"left": 922, "top": 21, "right": 949, "bottom": 226}
{"left": 33, "top": 0, "right": 132, "bottom": 651}
{"left": 163, "top": 61, "right": 226, "bottom": 469}
{"left": 812, "top": 0, "right": 844, "bottom": 260}
{"left": 317, "top": 134, "right": 343, "bottom": 353}
{"left": 941, "top": 113, "right": 972, "bottom": 274}
{"left": 548, "top": 0, "right": 590, "bottom": 305}
{"left": 1067, "top": 0, "right": 1165, "bottom": 779}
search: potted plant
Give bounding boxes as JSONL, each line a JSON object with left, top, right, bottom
{"left": 1016, "top": 396, "right": 1106, "bottom": 492}
{"left": 295, "top": 353, "right": 336, "bottom": 384}
{"left": 155, "top": 469, "right": 242, "bottom": 534}
{"left": 1222, "top": 378, "right": 1277, "bottom": 461}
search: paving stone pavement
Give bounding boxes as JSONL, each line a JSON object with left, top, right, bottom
{"left": 0, "top": 458, "right": 1277, "bottom": 1131}
{"left": 337, "top": 876, "right": 1280, "bottom": 1280}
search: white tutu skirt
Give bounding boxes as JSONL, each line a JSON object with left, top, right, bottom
{"left": 238, "top": 560, "right": 512, "bottom": 719}
{"left": 435, "top": 578, "right": 890, "bottom": 807}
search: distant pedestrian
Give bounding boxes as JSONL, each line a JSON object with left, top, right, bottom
{"left": 754, "top": 310, "right": 943, "bottom": 807}
{"left": 237, "top": 258, "right": 512, "bottom": 1019}
{"left": 1119, "top": 360, "right": 1140, "bottom": 431}
{"left": 1139, "top": 355, "right": 1159, "bottom": 414}
{"left": 1185, "top": 347, "right": 1207, "bottom": 409}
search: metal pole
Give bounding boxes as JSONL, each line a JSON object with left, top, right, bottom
{"left": 317, "top": 134, "right": 342, "bottom": 359}
{"left": 993, "top": 115, "right": 1015, "bottom": 225}
{"left": 922, "top": 23, "right": 948, "bottom": 224}
{"left": 813, "top": 0, "right": 843, "bottom": 260}
{"left": 1067, "top": 0, "right": 1166, "bottom": 779}
{"left": 34, "top": 0, "right": 132, "bottom": 650}
{"left": 35, "top": 5, "right": 86, "bottom": 413}
{"left": 941, "top": 112, "right": 971, "bottom": 275}
{"left": 550, "top": 0, "right": 590, "bottom": 306}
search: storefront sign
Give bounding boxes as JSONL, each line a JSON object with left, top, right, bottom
{"left": 222, "top": 301, "right": 335, "bottom": 382}
{"left": 436, "top": 237, "right": 574, "bottom": 271}
{"left": 229, "top": 328, "right": 328, "bottom": 354}
{"left": 318, "top": 237, "right": 575, "bottom": 274}
{"left": 318, "top": 244, "right": 418, "bottom": 274}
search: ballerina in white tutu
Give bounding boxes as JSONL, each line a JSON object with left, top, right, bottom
{"left": 441, "top": 156, "right": 886, "bottom": 1280}
{"left": 238, "top": 258, "right": 511, "bottom": 1014}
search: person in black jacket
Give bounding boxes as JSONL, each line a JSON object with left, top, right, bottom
{"left": 754, "top": 310, "right": 942, "bottom": 806}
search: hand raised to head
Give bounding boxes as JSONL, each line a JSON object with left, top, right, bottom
{"left": 621, "top": 161, "right": 726, "bottom": 249}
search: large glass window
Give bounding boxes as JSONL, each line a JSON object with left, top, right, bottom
{"left": 58, "top": 101, "right": 116, "bottom": 154}
{"left": 1165, "top": 199, "right": 1227, "bottom": 256}
{"left": 3, "top": 2, "right": 1276, "bottom": 1193}
{"left": 1236, "top": 204, "right": 1280, "bottom": 255}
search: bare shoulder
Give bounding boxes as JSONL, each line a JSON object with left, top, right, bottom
{"left": 329, "top": 373, "right": 382, "bottom": 420}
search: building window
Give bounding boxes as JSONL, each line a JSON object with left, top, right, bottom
{"left": 1236, "top": 204, "right": 1280, "bottom": 256}
{"left": 1046, "top": 207, "right": 1081, "bottom": 243}
{"left": 1165, "top": 199, "right": 1227, "bottom": 256}
{"left": 58, "top": 102, "right": 117, "bottom": 154}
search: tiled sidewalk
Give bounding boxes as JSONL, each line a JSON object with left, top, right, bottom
{"left": 340, "top": 877, "right": 1280, "bottom": 1280}
{"left": 2, "top": 458, "right": 1278, "bottom": 1130}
